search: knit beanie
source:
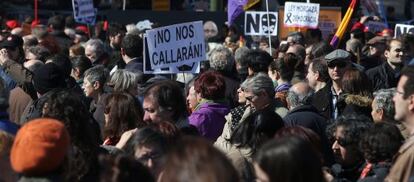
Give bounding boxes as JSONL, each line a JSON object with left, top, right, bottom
{"left": 10, "top": 118, "right": 70, "bottom": 176}
{"left": 33, "top": 63, "right": 66, "bottom": 95}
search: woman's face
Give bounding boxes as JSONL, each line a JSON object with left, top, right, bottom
{"left": 135, "top": 145, "right": 165, "bottom": 178}
{"left": 237, "top": 87, "right": 246, "bottom": 104}
{"left": 186, "top": 86, "right": 199, "bottom": 111}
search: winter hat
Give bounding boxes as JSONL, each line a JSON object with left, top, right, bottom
{"left": 10, "top": 118, "right": 70, "bottom": 176}
{"left": 33, "top": 63, "right": 66, "bottom": 95}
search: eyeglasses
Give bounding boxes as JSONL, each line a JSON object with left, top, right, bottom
{"left": 245, "top": 95, "right": 257, "bottom": 102}
{"left": 327, "top": 61, "right": 347, "bottom": 69}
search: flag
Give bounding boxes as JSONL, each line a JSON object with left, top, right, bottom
{"left": 330, "top": 0, "right": 357, "bottom": 48}
{"left": 228, "top": 0, "right": 248, "bottom": 26}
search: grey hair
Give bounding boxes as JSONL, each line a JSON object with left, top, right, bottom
{"left": 241, "top": 73, "right": 274, "bottom": 98}
{"left": 234, "top": 46, "right": 251, "bottom": 67}
{"left": 209, "top": 46, "right": 234, "bottom": 72}
{"left": 373, "top": 88, "right": 396, "bottom": 120}
{"left": 286, "top": 86, "right": 313, "bottom": 109}
{"left": 85, "top": 39, "right": 105, "bottom": 58}
{"left": 84, "top": 65, "right": 109, "bottom": 89}
{"left": 110, "top": 69, "right": 140, "bottom": 93}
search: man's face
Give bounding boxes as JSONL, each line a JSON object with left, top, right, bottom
{"left": 109, "top": 33, "right": 124, "bottom": 49}
{"left": 371, "top": 99, "right": 382, "bottom": 123}
{"left": 143, "top": 95, "right": 174, "bottom": 123}
{"left": 393, "top": 76, "right": 411, "bottom": 122}
{"left": 203, "top": 22, "right": 218, "bottom": 40}
{"left": 369, "top": 43, "right": 386, "bottom": 56}
{"left": 306, "top": 63, "right": 318, "bottom": 89}
{"left": 332, "top": 126, "right": 359, "bottom": 166}
{"left": 244, "top": 90, "right": 269, "bottom": 110}
{"left": 385, "top": 40, "right": 405, "bottom": 66}
{"left": 327, "top": 60, "right": 350, "bottom": 82}
{"left": 85, "top": 45, "right": 98, "bottom": 63}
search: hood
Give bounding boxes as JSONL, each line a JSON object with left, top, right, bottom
{"left": 345, "top": 94, "right": 372, "bottom": 107}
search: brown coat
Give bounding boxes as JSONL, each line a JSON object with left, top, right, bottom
{"left": 385, "top": 135, "right": 414, "bottom": 182}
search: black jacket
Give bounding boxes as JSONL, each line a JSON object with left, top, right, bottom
{"left": 310, "top": 83, "right": 346, "bottom": 121}
{"left": 283, "top": 104, "right": 334, "bottom": 165}
{"left": 366, "top": 62, "right": 400, "bottom": 91}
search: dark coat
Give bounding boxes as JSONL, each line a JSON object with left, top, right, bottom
{"left": 366, "top": 62, "right": 400, "bottom": 91}
{"left": 358, "top": 162, "right": 392, "bottom": 182}
{"left": 283, "top": 105, "right": 334, "bottom": 166}
{"left": 310, "top": 83, "right": 346, "bottom": 121}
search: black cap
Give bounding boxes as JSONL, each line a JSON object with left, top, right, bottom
{"left": 0, "top": 35, "right": 23, "bottom": 49}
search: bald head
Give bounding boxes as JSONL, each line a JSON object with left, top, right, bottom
{"left": 287, "top": 82, "right": 313, "bottom": 109}
{"left": 203, "top": 21, "right": 218, "bottom": 40}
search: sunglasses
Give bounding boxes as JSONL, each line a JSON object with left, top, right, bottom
{"left": 327, "top": 61, "right": 347, "bottom": 69}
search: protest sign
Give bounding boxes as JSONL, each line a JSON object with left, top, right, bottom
{"left": 244, "top": 11, "right": 278, "bottom": 36}
{"left": 72, "top": 0, "right": 97, "bottom": 25}
{"left": 278, "top": 7, "right": 341, "bottom": 40}
{"left": 283, "top": 2, "right": 320, "bottom": 28}
{"left": 146, "top": 21, "right": 205, "bottom": 69}
{"left": 143, "top": 35, "right": 200, "bottom": 74}
{"left": 394, "top": 24, "right": 414, "bottom": 38}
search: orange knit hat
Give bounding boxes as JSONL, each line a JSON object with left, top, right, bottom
{"left": 10, "top": 118, "right": 70, "bottom": 176}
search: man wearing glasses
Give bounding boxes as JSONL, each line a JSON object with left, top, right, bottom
{"left": 385, "top": 65, "right": 414, "bottom": 182}
{"left": 311, "top": 49, "right": 352, "bottom": 120}
{"left": 367, "top": 38, "right": 407, "bottom": 91}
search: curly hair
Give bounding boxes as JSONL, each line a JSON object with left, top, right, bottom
{"left": 326, "top": 114, "right": 373, "bottom": 149}
{"left": 194, "top": 71, "right": 226, "bottom": 100}
{"left": 103, "top": 92, "right": 145, "bottom": 139}
{"left": 42, "top": 89, "right": 101, "bottom": 181}
{"left": 359, "top": 122, "right": 404, "bottom": 163}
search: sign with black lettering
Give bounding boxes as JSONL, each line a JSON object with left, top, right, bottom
{"left": 146, "top": 21, "right": 205, "bottom": 69}
{"left": 394, "top": 24, "right": 414, "bottom": 38}
{"left": 283, "top": 2, "right": 320, "bottom": 28}
{"left": 244, "top": 11, "right": 278, "bottom": 36}
{"left": 143, "top": 35, "right": 200, "bottom": 74}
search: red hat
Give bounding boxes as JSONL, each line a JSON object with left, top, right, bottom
{"left": 10, "top": 118, "right": 70, "bottom": 176}
{"left": 6, "top": 20, "right": 20, "bottom": 29}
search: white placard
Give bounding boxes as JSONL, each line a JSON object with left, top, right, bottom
{"left": 146, "top": 21, "right": 206, "bottom": 69}
{"left": 244, "top": 11, "right": 278, "bottom": 36}
{"left": 143, "top": 34, "right": 201, "bottom": 74}
{"left": 72, "top": 0, "right": 95, "bottom": 20}
{"left": 283, "top": 2, "right": 320, "bottom": 28}
{"left": 394, "top": 24, "right": 414, "bottom": 38}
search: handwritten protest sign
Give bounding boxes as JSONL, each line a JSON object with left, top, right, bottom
{"left": 146, "top": 21, "right": 206, "bottom": 69}
{"left": 72, "top": 0, "right": 97, "bottom": 25}
{"left": 143, "top": 35, "right": 200, "bottom": 74}
{"left": 394, "top": 24, "right": 414, "bottom": 38}
{"left": 244, "top": 11, "right": 278, "bottom": 36}
{"left": 283, "top": 2, "right": 320, "bottom": 28}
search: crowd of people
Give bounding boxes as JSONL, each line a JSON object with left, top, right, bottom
{"left": 1, "top": 12, "right": 414, "bottom": 182}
